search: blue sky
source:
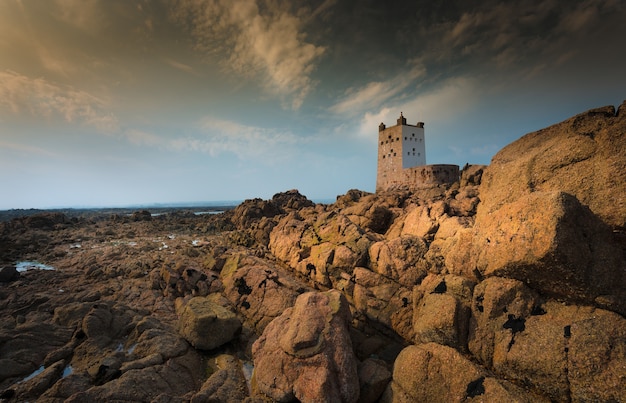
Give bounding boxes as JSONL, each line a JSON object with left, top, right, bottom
{"left": 1, "top": 0, "right": 625, "bottom": 209}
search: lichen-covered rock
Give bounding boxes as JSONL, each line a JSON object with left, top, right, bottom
{"left": 177, "top": 296, "right": 241, "bottom": 350}
{"left": 252, "top": 290, "right": 359, "bottom": 403}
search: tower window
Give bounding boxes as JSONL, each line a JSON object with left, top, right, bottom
{"left": 407, "top": 152, "right": 410, "bottom": 155}
{"left": 412, "top": 148, "right": 415, "bottom": 152}
{"left": 412, "top": 133, "right": 415, "bottom": 137}
{"left": 418, "top": 153, "right": 421, "bottom": 156}
{"left": 393, "top": 153, "right": 396, "bottom": 156}
{"left": 396, "top": 137, "right": 399, "bottom": 141}
{"left": 404, "top": 137, "right": 407, "bottom": 140}
{"left": 380, "top": 141, "right": 383, "bottom": 145}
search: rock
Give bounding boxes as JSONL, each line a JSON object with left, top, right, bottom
{"left": 252, "top": 290, "right": 359, "bottom": 403}
{"left": 479, "top": 104, "right": 626, "bottom": 229}
{"left": 357, "top": 358, "right": 391, "bottom": 403}
{"left": 0, "top": 266, "right": 19, "bottom": 282}
{"left": 492, "top": 301, "right": 626, "bottom": 402}
{"left": 222, "top": 258, "right": 304, "bottom": 332}
{"left": 386, "top": 343, "right": 549, "bottom": 402}
{"left": 469, "top": 277, "right": 626, "bottom": 402}
{"left": 177, "top": 296, "right": 241, "bottom": 350}
{"left": 11, "top": 360, "right": 66, "bottom": 400}
{"left": 460, "top": 164, "right": 486, "bottom": 187}
{"left": 191, "top": 354, "right": 249, "bottom": 402}
{"left": 448, "top": 191, "right": 626, "bottom": 313}
{"left": 399, "top": 205, "right": 438, "bottom": 239}
{"left": 65, "top": 349, "right": 204, "bottom": 402}
{"left": 369, "top": 236, "right": 429, "bottom": 287}
{"left": 270, "top": 210, "right": 381, "bottom": 287}
{"left": 271, "top": 189, "right": 315, "bottom": 211}
{"left": 412, "top": 274, "right": 474, "bottom": 351}
{"left": 468, "top": 277, "right": 540, "bottom": 367}
{"left": 352, "top": 267, "right": 414, "bottom": 341}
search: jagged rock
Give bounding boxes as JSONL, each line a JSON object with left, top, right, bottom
{"left": 222, "top": 256, "right": 304, "bottom": 332}
{"left": 459, "top": 164, "right": 486, "bottom": 187}
{"left": 400, "top": 205, "right": 439, "bottom": 239}
{"left": 0, "top": 322, "right": 73, "bottom": 386}
{"left": 252, "top": 290, "right": 359, "bottom": 403}
{"left": 271, "top": 189, "right": 315, "bottom": 211}
{"left": 479, "top": 103, "right": 626, "bottom": 229}
{"left": 369, "top": 235, "right": 429, "bottom": 287}
{"left": 231, "top": 198, "right": 282, "bottom": 229}
{"left": 270, "top": 210, "right": 381, "bottom": 287}
{"left": 10, "top": 360, "right": 66, "bottom": 400}
{"left": 177, "top": 296, "right": 241, "bottom": 350}
{"left": 385, "top": 342, "right": 549, "bottom": 402}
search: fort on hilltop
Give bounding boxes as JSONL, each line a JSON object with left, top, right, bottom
{"left": 376, "top": 113, "right": 459, "bottom": 192}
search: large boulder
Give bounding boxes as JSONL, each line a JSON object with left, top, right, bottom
{"left": 221, "top": 255, "right": 305, "bottom": 332}
{"left": 252, "top": 290, "right": 359, "bottom": 403}
{"left": 386, "top": 342, "right": 548, "bottom": 402}
{"left": 479, "top": 103, "right": 626, "bottom": 230}
{"left": 468, "top": 277, "right": 626, "bottom": 402}
{"left": 177, "top": 296, "right": 241, "bottom": 350}
{"left": 447, "top": 191, "right": 625, "bottom": 313}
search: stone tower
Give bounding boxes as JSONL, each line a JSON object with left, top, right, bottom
{"left": 376, "top": 112, "right": 426, "bottom": 191}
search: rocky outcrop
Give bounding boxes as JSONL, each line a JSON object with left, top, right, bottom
{"left": 1, "top": 104, "right": 625, "bottom": 403}
{"left": 252, "top": 290, "right": 360, "bottom": 402}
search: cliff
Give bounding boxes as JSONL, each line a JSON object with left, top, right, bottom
{"left": 0, "top": 102, "right": 625, "bottom": 402}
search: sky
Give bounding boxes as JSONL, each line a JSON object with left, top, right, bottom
{"left": 1, "top": 0, "right": 625, "bottom": 209}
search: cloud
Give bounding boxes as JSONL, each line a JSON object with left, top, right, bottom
{"left": 163, "top": 58, "right": 197, "bottom": 75}
{"left": 330, "top": 63, "right": 426, "bottom": 116}
{"left": 355, "top": 76, "right": 478, "bottom": 139}
{"left": 0, "top": 70, "right": 119, "bottom": 132}
{"left": 169, "top": 116, "right": 300, "bottom": 162}
{"left": 171, "top": 0, "right": 327, "bottom": 109}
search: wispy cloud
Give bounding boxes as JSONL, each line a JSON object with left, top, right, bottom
{"left": 170, "top": 116, "right": 300, "bottom": 162}
{"left": 0, "top": 70, "right": 119, "bottom": 132}
{"left": 330, "top": 63, "right": 426, "bottom": 116}
{"left": 171, "top": 0, "right": 327, "bottom": 109}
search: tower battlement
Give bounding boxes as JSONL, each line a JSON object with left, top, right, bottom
{"left": 376, "top": 113, "right": 459, "bottom": 192}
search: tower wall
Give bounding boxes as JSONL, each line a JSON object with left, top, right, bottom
{"left": 376, "top": 114, "right": 459, "bottom": 192}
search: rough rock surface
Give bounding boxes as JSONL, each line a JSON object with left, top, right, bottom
{"left": 177, "top": 295, "right": 241, "bottom": 350}
{"left": 252, "top": 290, "right": 360, "bottom": 403}
{"left": 479, "top": 103, "right": 626, "bottom": 229}
{"left": 1, "top": 103, "right": 625, "bottom": 402}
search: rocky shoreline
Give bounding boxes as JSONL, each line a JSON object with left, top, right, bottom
{"left": 1, "top": 103, "right": 625, "bottom": 402}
